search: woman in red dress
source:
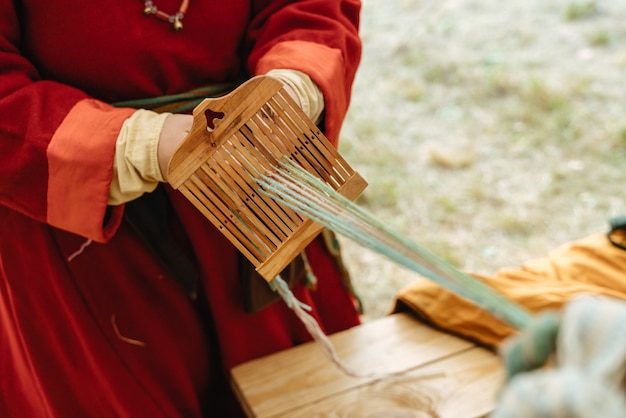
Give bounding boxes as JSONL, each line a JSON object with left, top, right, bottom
{"left": 0, "top": 1, "right": 362, "bottom": 416}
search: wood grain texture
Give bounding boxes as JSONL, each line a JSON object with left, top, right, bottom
{"left": 231, "top": 313, "right": 503, "bottom": 417}
{"left": 167, "top": 76, "right": 367, "bottom": 281}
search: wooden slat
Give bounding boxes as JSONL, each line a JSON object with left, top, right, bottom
{"left": 267, "top": 95, "right": 338, "bottom": 185}
{"left": 230, "top": 130, "right": 304, "bottom": 232}
{"left": 335, "top": 171, "right": 369, "bottom": 202}
{"left": 209, "top": 146, "right": 285, "bottom": 248}
{"left": 192, "top": 165, "right": 274, "bottom": 252}
{"left": 246, "top": 112, "right": 322, "bottom": 184}
{"left": 231, "top": 313, "right": 502, "bottom": 418}
{"left": 220, "top": 145, "right": 297, "bottom": 242}
{"left": 256, "top": 97, "right": 342, "bottom": 189}
{"left": 238, "top": 119, "right": 280, "bottom": 167}
{"left": 187, "top": 172, "right": 271, "bottom": 260}
{"left": 178, "top": 184, "right": 264, "bottom": 264}
{"left": 271, "top": 92, "right": 352, "bottom": 182}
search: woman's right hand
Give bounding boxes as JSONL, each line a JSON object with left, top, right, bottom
{"left": 158, "top": 113, "right": 193, "bottom": 182}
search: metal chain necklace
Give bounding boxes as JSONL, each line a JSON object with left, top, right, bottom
{"left": 143, "top": 0, "right": 190, "bottom": 31}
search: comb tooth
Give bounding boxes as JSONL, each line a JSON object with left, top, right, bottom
{"left": 213, "top": 140, "right": 297, "bottom": 244}
{"left": 199, "top": 155, "right": 283, "bottom": 251}
{"left": 181, "top": 178, "right": 269, "bottom": 263}
{"left": 193, "top": 165, "right": 277, "bottom": 257}
{"left": 254, "top": 102, "right": 336, "bottom": 188}
{"left": 235, "top": 123, "right": 304, "bottom": 220}
{"left": 268, "top": 93, "right": 347, "bottom": 186}
{"left": 238, "top": 122, "right": 279, "bottom": 168}
{"left": 272, "top": 90, "right": 353, "bottom": 179}
{"left": 247, "top": 110, "right": 295, "bottom": 163}
{"left": 242, "top": 112, "right": 329, "bottom": 207}
{"left": 230, "top": 131, "right": 304, "bottom": 234}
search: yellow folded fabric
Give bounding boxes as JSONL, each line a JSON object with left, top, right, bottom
{"left": 394, "top": 233, "right": 626, "bottom": 347}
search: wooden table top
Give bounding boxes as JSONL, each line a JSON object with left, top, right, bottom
{"left": 231, "top": 312, "right": 504, "bottom": 418}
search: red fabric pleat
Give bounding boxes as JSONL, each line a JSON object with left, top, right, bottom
{"left": 0, "top": 186, "right": 360, "bottom": 417}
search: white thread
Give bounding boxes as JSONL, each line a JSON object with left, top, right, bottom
{"left": 67, "top": 239, "right": 93, "bottom": 262}
{"left": 272, "top": 276, "right": 445, "bottom": 381}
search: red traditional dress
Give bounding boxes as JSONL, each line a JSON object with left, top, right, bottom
{"left": 0, "top": 1, "right": 362, "bottom": 416}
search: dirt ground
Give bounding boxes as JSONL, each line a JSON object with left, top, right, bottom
{"left": 340, "top": 0, "right": 626, "bottom": 321}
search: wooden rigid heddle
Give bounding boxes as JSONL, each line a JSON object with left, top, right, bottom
{"left": 167, "top": 76, "right": 367, "bottom": 282}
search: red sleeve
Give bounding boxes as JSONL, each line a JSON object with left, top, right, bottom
{"left": 246, "top": 0, "right": 362, "bottom": 146}
{"left": 0, "top": 1, "right": 133, "bottom": 242}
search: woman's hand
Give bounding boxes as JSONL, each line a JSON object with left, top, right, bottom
{"left": 158, "top": 113, "right": 193, "bottom": 182}
{"left": 267, "top": 70, "right": 324, "bottom": 124}
{"left": 282, "top": 84, "right": 302, "bottom": 108}
{"left": 155, "top": 74, "right": 313, "bottom": 183}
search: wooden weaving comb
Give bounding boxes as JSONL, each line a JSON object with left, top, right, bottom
{"left": 167, "top": 76, "right": 367, "bottom": 282}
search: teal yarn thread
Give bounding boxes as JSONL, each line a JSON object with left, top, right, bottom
{"left": 501, "top": 311, "right": 561, "bottom": 380}
{"left": 256, "top": 158, "right": 533, "bottom": 331}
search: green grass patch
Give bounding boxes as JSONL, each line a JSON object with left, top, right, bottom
{"left": 587, "top": 29, "right": 610, "bottom": 46}
{"left": 564, "top": 1, "right": 598, "bottom": 21}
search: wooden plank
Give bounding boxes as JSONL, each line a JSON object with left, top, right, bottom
{"left": 275, "top": 347, "right": 503, "bottom": 418}
{"left": 231, "top": 313, "right": 491, "bottom": 417}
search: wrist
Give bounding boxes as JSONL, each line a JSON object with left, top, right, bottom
{"left": 266, "top": 69, "right": 325, "bottom": 124}
{"left": 158, "top": 113, "right": 193, "bottom": 182}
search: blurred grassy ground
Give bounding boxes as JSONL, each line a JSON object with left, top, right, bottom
{"left": 339, "top": 0, "right": 626, "bottom": 321}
